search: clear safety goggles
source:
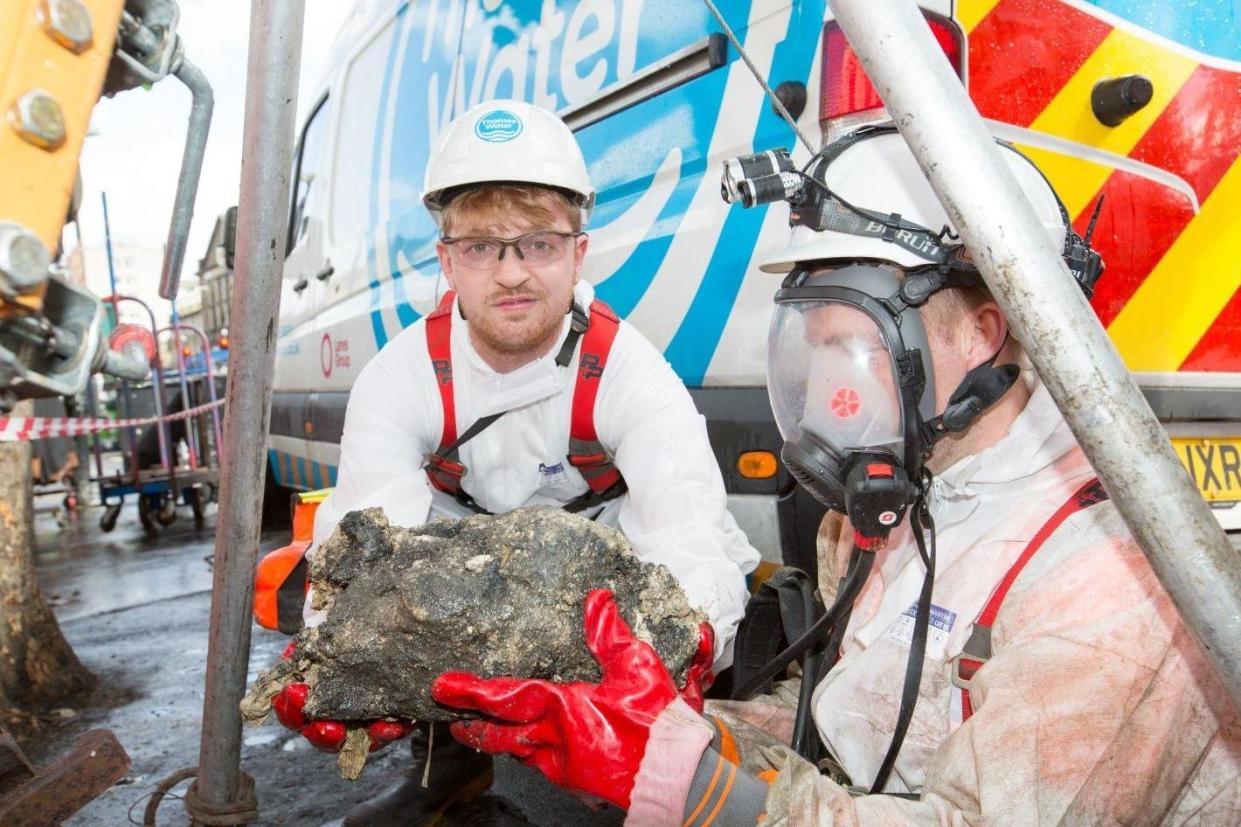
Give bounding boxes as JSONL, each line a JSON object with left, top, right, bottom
{"left": 440, "top": 230, "right": 584, "bottom": 270}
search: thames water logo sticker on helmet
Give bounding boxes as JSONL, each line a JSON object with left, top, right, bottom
{"left": 474, "top": 110, "right": 523, "bottom": 143}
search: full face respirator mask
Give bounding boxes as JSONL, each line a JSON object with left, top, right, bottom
{"left": 769, "top": 263, "right": 1023, "bottom": 545}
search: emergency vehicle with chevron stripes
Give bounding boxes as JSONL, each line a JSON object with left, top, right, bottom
{"left": 266, "top": 0, "right": 1241, "bottom": 561}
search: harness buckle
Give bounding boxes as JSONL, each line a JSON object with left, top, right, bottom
{"left": 567, "top": 450, "right": 608, "bottom": 468}
{"left": 950, "top": 623, "right": 992, "bottom": 691}
{"left": 425, "top": 452, "right": 466, "bottom": 493}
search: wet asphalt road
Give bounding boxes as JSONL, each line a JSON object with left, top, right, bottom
{"left": 30, "top": 490, "right": 622, "bottom": 826}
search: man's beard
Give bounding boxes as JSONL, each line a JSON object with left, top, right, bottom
{"left": 470, "top": 289, "right": 568, "bottom": 357}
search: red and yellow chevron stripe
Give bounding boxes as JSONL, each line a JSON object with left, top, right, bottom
{"left": 961, "top": 0, "right": 1241, "bottom": 373}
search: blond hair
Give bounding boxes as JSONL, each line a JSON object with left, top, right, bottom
{"left": 441, "top": 185, "right": 580, "bottom": 236}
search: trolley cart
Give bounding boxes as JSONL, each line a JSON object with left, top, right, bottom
{"left": 95, "top": 298, "right": 223, "bottom": 536}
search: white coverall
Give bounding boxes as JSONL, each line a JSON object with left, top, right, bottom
{"left": 306, "top": 281, "right": 760, "bottom": 664}
{"left": 627, "top": 380, "right": 1241, "bottom": 825}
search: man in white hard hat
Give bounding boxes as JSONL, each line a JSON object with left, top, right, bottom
{"left": 270, "top": 101, "right": 760, "bottom": 826}
{"left": 430, "top": 126, "right": 1241, "bottom": 825}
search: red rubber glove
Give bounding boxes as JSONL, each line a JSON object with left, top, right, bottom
{"left": 680, "top": 623, "right": 715, "bottom": 713}
{"left": 272, "top": 644, "right": 416, "bottom": 753}
{"left": 272, "top": 682, "right": 349, "bottom": 751}
{"left": 271, "top": 681, "right": 417, "bottom": 753}
{"left": 432, "top": 588, "right": 677, "bottom": 810}
{"left": 365, "top": 719, "right": 418, "bottom": 752}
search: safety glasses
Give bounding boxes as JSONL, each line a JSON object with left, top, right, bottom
{"left": 440, "top": 230, "right": 584, "bottom": 270}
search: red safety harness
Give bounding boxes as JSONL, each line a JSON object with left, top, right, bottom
{"left": 951, "top": 477, "right": 1109, "bottom": 721}
{"left": 423, "top": 291, "right": 627, "bottom": 514}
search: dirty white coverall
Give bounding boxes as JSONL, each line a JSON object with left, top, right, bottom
{"left": 627, "top": 380, "right": 1241, "bottom": 825}
{"left": 305, "top": 281, "right": 760, "bottom": 664}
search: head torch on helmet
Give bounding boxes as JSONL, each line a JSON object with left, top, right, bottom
{"left": 723, "top": 124, "right": 1105, "bottom": 296}
{"left": 720, "top": 149, "right": 803, "bottom": 209}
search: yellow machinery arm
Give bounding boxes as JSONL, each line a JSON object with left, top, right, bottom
{"left": 0, "top": 0, "right": 124, "bottom": 263}
{"left": 0, "top": 0, "right": 212, "bottom": 407}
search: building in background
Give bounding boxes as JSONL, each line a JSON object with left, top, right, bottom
{"left": 163, "top": 207, "right": 235, "bottom": 379}
{"left": 192, "top": 207, "right": 236, "bottom": 347}
{"left": 64, "top": 241, "right": 174, "bottom": 330}
{"left": 176, "top": 274, "right": 204, "bottom": 331}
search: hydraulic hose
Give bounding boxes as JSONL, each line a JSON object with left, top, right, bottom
{"left": 790, "top": 545, "right": 867, "bottom": 759}
{"left": 790, "top": 576, "right": 825, "bottom": 757}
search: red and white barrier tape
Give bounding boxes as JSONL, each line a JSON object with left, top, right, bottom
{"left": 0, "top": 398, "right": 225, "bottom": 442}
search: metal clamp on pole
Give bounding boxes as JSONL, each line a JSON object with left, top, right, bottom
{"left": 828, "top": 0, "right": 1241, "bottom": 712}
{"left": 188, "top": 1, "right": 305, "bottom": 823}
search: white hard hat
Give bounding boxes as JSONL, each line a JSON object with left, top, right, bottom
{"left": 760, "top": 129, "right": 1067, "bottom": 273}
{"left": 422, "top": 100, "right": 595, "bottom": 228}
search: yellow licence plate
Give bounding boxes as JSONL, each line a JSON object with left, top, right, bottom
{"left": 1171, "top": 438, "right": 1241, "bottom": 503}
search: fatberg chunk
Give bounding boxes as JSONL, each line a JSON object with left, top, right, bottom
{"left": 246, "top": 506, "right": 704, "bottom": 726}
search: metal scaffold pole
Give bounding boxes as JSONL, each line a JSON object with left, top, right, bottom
{"left": 829, "top": 0, "right": 1241, "bottom": 711}
{"left": 192, "top": 0, "right": 304, "bottom": 821}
